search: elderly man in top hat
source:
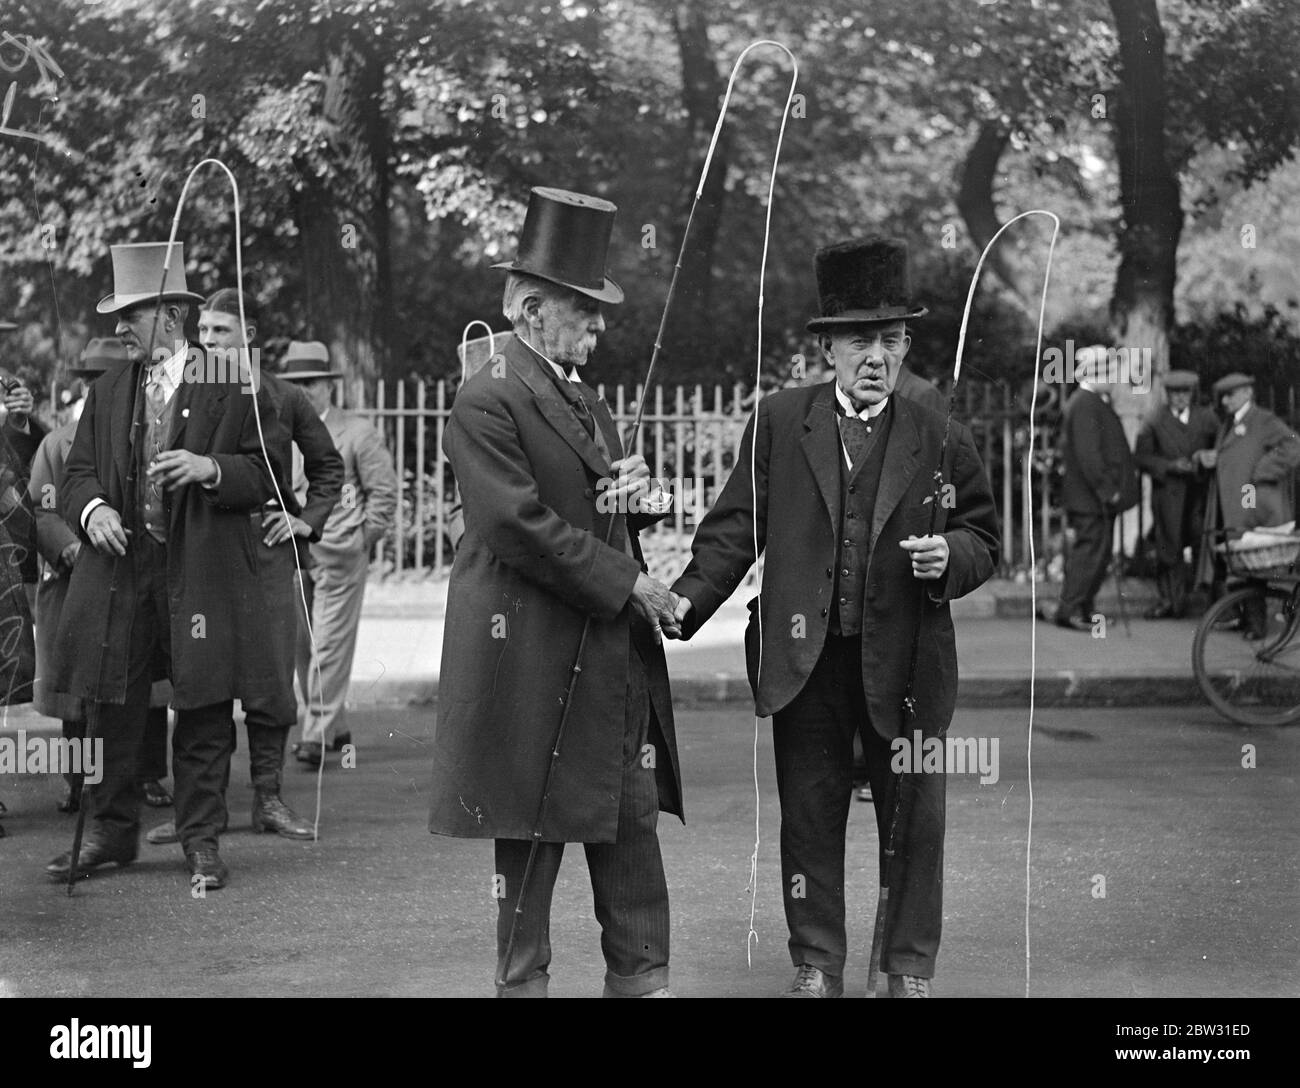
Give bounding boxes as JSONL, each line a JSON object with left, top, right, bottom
{"left": 429, "top": 186, "right": 684, "bottom": 998}
{"left": 1134, "top": 370, "right": 1218, "bottom": 619}
{"left": 279, "top": 340, "right": 396, "bottom": 768}
{"left": 28, "top": 338, "right": 171, "bottom": 813}
{"left": 670, "top": 238, "right": 999, "bottom": 997}
{"left": 45, "top": 241, "right": 284, "bottom": 890}
{"left": 142, "top": 292, "right": 344, "bottom": 847}
{"left": 1196, "top": 372, "right": 1300, "bottom": 632}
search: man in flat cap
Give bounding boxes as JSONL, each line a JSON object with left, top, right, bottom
{"left": 429, "top": 187, "right": 683, "bottom": 997}
{"left": 46, "top": 241, "right": 282, "bottom": 890}
{"left": 672, "top": 238, "right": 1000, "bottom": 997}
{"left": 279, "top": 340, "right": 395, "bottom": 769}
{"left": 1050, "top": 346, "right": 1140, "bottom": 631}
{"left": 1134, "top": 370, "right": 1218, "bottom": 619}
{"left": 1196, "top": 373, "right": 1300, "bottom": 630}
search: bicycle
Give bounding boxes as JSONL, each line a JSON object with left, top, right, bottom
{"left": 1192, "top": 528, "right": 1300, "bottom": 726}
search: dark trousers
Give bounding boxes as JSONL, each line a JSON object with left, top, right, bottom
{"left": 85, "top": 534, "right": 233, "bottom": 855}
{"left": 773, "top": 634, "right": 946, "bottom": 979}
{"left": 1058, "top": 511, "right": 1115, "bottom": 620}
{"left": 62, "top": 705, "right": 167, "bottom": 791}
{"left": 493, "top": 643, "right": 670, "bottom": 997}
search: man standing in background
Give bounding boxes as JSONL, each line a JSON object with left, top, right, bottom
{"left": 281, "top": 342, "right": 397, "bottom": 768}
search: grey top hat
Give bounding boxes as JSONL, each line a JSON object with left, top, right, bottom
{"left": 97, "top": 241, "right": 206, "bottom": 314}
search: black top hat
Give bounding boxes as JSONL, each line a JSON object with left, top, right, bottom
{"left": 492, "top": 187, "right": 624, "bottom": 304}
{"left": 807, "top": 237, "right": 928, "bottom": 332}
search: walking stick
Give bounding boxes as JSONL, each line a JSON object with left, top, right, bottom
{"left": 497, "top": 39, "right": 799, "bottom": 989}
{"left": 865, "top": 210, "right": 1060, "bottom": 994}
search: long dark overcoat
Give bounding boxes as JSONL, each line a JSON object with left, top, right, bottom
{"left": 1134, "top": 404, "right": 1217, "bottom": 565}
{"left": 673, "top": 382, "right": 999, "bottom": 741}
{"left": 53, "top": 356, "right": 281, "bottom": 708}
{"left": 428, "top": 334, "right": 682, "bottom": 843}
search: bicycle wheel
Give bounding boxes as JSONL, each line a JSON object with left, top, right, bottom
{"left": 1193, "top": 585, "right": 1300, "bottom": 726}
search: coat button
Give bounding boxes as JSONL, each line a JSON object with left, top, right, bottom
{"left": 843, "top": 539, "right": 852, "bottom": 547}
{"left": 847, "top": 511, "right": 856, "bottom": 519}
{"left": 848, "top": 485, "right": 856, "bottom": 494}
{"left": 584, "top": 488, "right": 594, "bottom": 498}
{"left": 820, "top": 607, "right": 828, "bottom": 617}
{"left": 825, "top": 567, "right": 832, "bottom": 578}
{"left": 839, "top": 597, "right": 847, "bottom": 605}
{"left": 841, "top": 568, "right": 850, "bottom": 577}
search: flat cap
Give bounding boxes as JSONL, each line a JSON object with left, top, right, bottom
{"left": 1163, "top": 369, "right": 1198, "bottom": 390}
{"left": 1212, "top": 372, "right": 1254, "bottom": 397}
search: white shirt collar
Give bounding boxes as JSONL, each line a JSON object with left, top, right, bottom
{"left": 1174, "top": 407, "right": 1190, "bottom": 424}
{"left": 834, "top": 382, "right": 888, "bottom": 420}
{"left": 148, "top": 342, "right": 188, "bottom": 403}
{"left": 1234, "top": 400, "right": 1251, "bottom": 424}
{"left": 1078, "top": 379, "right": 1098, "bottom": 395}
{"left": 319, "top": 406, "right": 330, "bottom": 422}
{"left": 520, "top": 335, "right": 578, "bottom": 383}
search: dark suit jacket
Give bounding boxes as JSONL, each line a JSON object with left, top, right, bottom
{"left": 895, "top": 366, "right": 945, "bottom": 415}
{"left": 54, "top": 352, "right": 281, "bottom": 708}
{"left": 673, "top": 381, "right": 999, "bottom": 740}
{"left": 428, "top": 333, "right": 682, "bottom": 843}
{"left": 1059, "top": 387, "right": 1139, "bottom": 515}
{"left": 1134, "top": 404, "right": 1217, "bottom": 561}
{"left": 262, "top": 373, "right": 343, "bottom": 541}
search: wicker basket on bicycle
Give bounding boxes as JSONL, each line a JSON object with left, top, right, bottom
{"left": 1217, "top": 524, "right": 1300, "bottom": 579}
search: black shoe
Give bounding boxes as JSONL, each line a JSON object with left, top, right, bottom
{"left": 1054, "top": 613, "right": 1090, "bottom": 632}
{"left": 1143, "top": 603, "right": 1174, "bottom": 620}
{"left": 294, "top": 742, "right": 323, "bottom": 768}
{"left": 186, "top": 849, "right": 229, "bottom": 891}
{"left": 57, "top": 783, "right": 82, "bottom": 813}
{"left": 140, "top": 779, "right": 173, "bottom": 807}
{"left": 328, "top": 732, "right": 351, "bottom": 752}
{"left": 251, "top": 792, "right": 314, "bottom": 839}
{"left": 46, "top": 839, "right": 136, "bottom": 879}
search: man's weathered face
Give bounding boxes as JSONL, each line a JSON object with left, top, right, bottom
{"left": 1167, "top": 388, "right": 1192, "bottom": 413}
{"left": 824, "top": 321, "right": 909, "bottom": 408}
{"left": 115, "top": 302, "right": 185, "bottom": 364}
{"left": 1221, "top": 385, "right": 1252, "bottom": 416}
{"left": 197, "top": 309, "right": 255, "bottom": 352}
{"left": 532, "top": 287, "right": 605, "bottom": 370}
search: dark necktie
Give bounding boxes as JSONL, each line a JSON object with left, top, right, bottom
{"left": 838, "top": 413, "right": 872, "bottom": 469}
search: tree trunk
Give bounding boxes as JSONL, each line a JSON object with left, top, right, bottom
{"left": 665, "top": 0, "right": 731, "bottom": 382}
{"left": 1107, "top": 0, "right": 1182, "bottom": 391}
{"left": 955, "top": 120, "right": 1044, "bottom": 317}
{"left": 292, "top": 37, "right": 389, "bottom": 388}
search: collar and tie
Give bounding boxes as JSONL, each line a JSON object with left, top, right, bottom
{"left": 522, "top": 338, "right": 598, "bottom": 439}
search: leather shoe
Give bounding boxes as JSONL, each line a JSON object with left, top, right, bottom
{"left": 46, "top": 839, "right": 136, "bottom": 879}
{"left": 186, "top": 849, "right": 229, "bottom": 891}
{"left": 294, "top": 741, "right": 323, "bottom": 768}
{"left": 251, "top": 792, "right": 314, "bottom": 839}
{"left": 1053, "top": 613, "right": 1090, "bottom": 632}
{"left": 1143, "top": 603, "right": 1174, "bottom": 620}
{"left": 140, "top": 779, "right": 172, "bottom": 807}
{"left": 888, "top": 973, "right": 932, "bottom": 998}
{"left": 779, "top": 964, "right": 843, "bottom": 998}
{"left": 329, "top": 732, "right": 351, "bottom": 752}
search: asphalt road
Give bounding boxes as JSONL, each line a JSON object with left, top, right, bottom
{"left": 0, "top": 704, "right": 1295, "bottom": 998}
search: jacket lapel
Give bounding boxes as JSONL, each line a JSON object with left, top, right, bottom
{"left": 872, "top": 396, "right": 924, "bottom": 544}
{"left": 509, "top": 336, "right": 611, "bottom": 477}
{"left": 799, "top": 383, "right": 842, "bottom": 529}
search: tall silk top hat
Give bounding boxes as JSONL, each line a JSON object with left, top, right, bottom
{"left": 97, "top": 241, "right": 206, "bottom": 315}
{"left": 807, "top": 237, "right": 929, "bottom": 333}
{"left": 492, "top": 186, "right": 624, "bottom": 304}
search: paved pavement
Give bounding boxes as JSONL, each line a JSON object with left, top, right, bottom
{"left": 0, "top": 705, "right": 1294, "bottom": 997}
{"left": 340, "top": 575, "right": 1208, "bottom": 708}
